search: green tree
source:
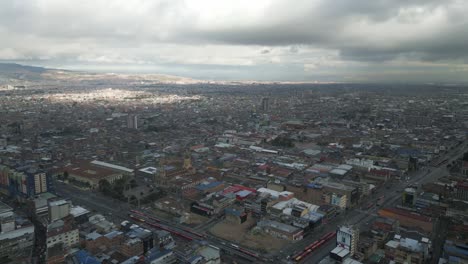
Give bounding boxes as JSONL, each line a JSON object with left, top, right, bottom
{"left": 98, "top": 179, "right": 111, "bottom": 193}
{"left": 271, "top": 136, "right": 294, "bottom": 147}
{"left": 141, "top": 191, "right": 164, "bottom": 204}
{"left": 463, "top": 152, "right": 468, "bottom": 161}
{"left": 113, "top": 177, "right": 128, "bottom": 194}
{"left": 130, "top": 179, "right": 137, "bottom": 188}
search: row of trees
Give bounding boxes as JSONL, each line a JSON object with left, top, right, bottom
{"left": 97, "top": 176, "right": 165, "bottom": 205}
{"left": 58, "top": 171, "right": 91, "bottom": 189}
{"left": 271, "top": 136, "right": 295, "bottom": 147}
{"left": 56, "top": 171, "right": 69, "bottom": 181}
{"left": 98, "top": 177, "right": 136, "bottom": 200}
{"left": 128, "top": 191, "right": 165, "bottom": 206}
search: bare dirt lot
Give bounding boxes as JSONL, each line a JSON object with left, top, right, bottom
{"left": 209, "top": 216, "right": 288, "bottom": 253}
{"left": 187, "top": 213, "right": 209, "bottom": 226}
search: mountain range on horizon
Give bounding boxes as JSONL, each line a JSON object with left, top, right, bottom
{"left": 0, "top": 62, "right": 205, "bottom": 85}
{"left": 1, "top": 63, "right": 466, "bottom": 87}
{"left": 0, "top": 63, "right": 340, "bottom": 86}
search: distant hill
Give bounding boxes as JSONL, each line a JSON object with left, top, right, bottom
{"left": 0, "top": 63, "right": 48, "bottom": 73}
{"left": 0, "top": 63, "right": 52, "bottom": 83}
{"left": 0, "top": 63, "right": 201, "bottom": 85}
{"left": 0, "top": 63, "right": 330, "bottom": 85}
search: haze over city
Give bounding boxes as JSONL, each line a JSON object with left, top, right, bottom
{"left": 1, "top": 1, "right": 468, "bottom": 264}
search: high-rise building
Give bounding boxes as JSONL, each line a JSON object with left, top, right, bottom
{"left": 34, "top": 172, "right": 48, "bottom": 194}
{"left": 48, "top": 199, "right": 71, "bottom": 222}
{"left": 0, "top": 164, "right": 52, "bottom": 199}
{"left": 402, "top": 188, "right": 416, "bottom": 206}
{"left": 127, "top": 114, "right": 138, "bottom": 129}
{"left": 335, "top": 225, "right": 359, "bottom": 256}
{"left": 46, "top": 219, "right": 79, "bottom": 249}
{"left": 330, "top": 226, "right": 359, "bottom": 262}
{"left": 261, "top": 97, "right": 270, "bottom": 112}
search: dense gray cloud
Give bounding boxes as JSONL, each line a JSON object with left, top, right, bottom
{"left": 1, "top": 0, "right": 468, "bottom": 82}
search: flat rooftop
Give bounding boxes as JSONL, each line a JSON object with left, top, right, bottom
{"left": 258, "top": 219, "right": 300, "bottom": 234}
{"left": 91, "top": 160, "right": 134, "bottom": 173}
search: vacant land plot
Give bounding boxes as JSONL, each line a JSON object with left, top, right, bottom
{"left": 187, "top": 213, "right": 209, "bottom": 226}
{"left": 210, "top": 217, "right": 288, "bottom": 252}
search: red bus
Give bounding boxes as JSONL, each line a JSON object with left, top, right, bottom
{"left": 293, "top": 232, "right": 336, "bottom": 262}
{"left": 239, "top": 248, "right": 260, "bottom": 258}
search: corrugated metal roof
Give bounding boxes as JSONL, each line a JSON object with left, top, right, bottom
{"left": 91, "top": 160, "right": 133, "bottom": 173}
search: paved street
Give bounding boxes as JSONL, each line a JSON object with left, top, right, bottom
{"left": 55, "top": 182, "right": 131, "bottom": 222}
{"left": 55, "top": 182, "right": 260, "bottom": 262}
{"left": 284, "top": 141, "right": 466, "bottom": 263}
{"left": 54, "top": 141, "right": 466, "bottom": 264}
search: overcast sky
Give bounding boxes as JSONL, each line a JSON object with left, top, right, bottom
{"left": 1, "top": 0, "right": 468, "bottom": 82}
